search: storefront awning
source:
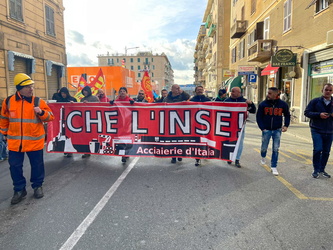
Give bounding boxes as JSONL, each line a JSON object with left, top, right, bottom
{"left": 261, "top": 64, "right": 280, "bottom": 76}
{"left": 226, "top": 75, "right": 243, "bottom": 92}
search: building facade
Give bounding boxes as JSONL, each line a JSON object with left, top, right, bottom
{"left": 195, "top": 0, "right": 333, "bottom": 122}
{"left": 0, "top": 0, "right": 67, "bottom": 101}
{"left": 97, "top": 51, "right": 174, "bottom": 94}
{"left": 194, "top": 0, "right": 231, "bottom": 98}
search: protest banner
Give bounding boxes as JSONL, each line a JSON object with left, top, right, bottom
{"left": 46, "top": 102, "right": 248, "bottom": 161}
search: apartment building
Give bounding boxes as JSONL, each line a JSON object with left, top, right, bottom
{"left": 194, "top": 0, "right": 231, "bottom": 97}
{"left": 229, "top": 0, "right": 333, "bottom": 121}
{"left": 97, "top": 51, "right": 174, "bottom": 93}
{"left": 0, "top": 0, "right": 67, "bottom": 101}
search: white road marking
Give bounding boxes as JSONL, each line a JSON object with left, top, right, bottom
{"left": 59, "top": 157, "right": 139, "bottom": 250}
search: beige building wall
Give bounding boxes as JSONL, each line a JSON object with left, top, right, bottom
{"left": 0, "top": 0, "right": 67, "bottom": 101}
{"left": 98, "top": 52, "right": 174, "bottom": 93}
{"left": 194, "top": 0, "right": 231, "bottom": 97}
{"left": 229, "top": 0, "right": 333, "bottom": 121}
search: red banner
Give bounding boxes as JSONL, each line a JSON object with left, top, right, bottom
{"left": 46, "top": 102, "right": 248, "bottom": 161}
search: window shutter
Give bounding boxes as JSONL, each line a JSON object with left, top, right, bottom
{"left": 255, "top": 22, "right": 264, "bottom": 40}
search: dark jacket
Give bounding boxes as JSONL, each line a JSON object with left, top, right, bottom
{"left": 190, "top": 95, "right": 211, "bottom": 102}
{"left": 304, "top": 96, "right": 333, "bottom": 134}
{"left": 225, "top": 96, "right": 256, "bottom": 114}
{"left": 164, "top": 91, "right": 190, "bottom": 103}
{"left": 57, "top": 87, "right": 77, "bottom": 103}
{"left": 215, "top": 96, "right": 227, "bottom": 102}
{"left": 256, "top": 98, "right": 290, "bottom": 131}
{"left": 81, "top": 86, "right": 99, "bottom": 102}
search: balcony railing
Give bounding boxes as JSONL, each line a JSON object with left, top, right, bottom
{"left": 248, "top": 40, "right": 273, "bottom": 62}
{"left": 231, "top": 20, "right": 247, "bottom": 39}
{"left": 208, "top": 24, "right": 216, "bottom": 37}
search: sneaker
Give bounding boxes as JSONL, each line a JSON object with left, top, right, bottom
{"left": 121, "top": 156, "right": 127, "bottom": 163}
{"left": 312, "top": 172, "right": 319, "bottom": 179}
{"left": 177, "top": 158, "right": 182, "bottom": 162}
{"left": 171, "top": 158, "right": 176, "bottom": 164}
{"left": 320, "top": 171, "right": 331, "bottom": 178}
{"left": 227, "top": 161, "right": 232, "bottom": 165}
{"left": 11, "top": 188, "right": 27, "bottom": 204}
{"left": 235, "top": 160, "right": 241, "bottom": 168}
{"left": 195, "top": 159, "right": 201, "bottom": 167}
{"left": 64, "top": 153, "right": 73, "bottom": 157}
{"left": 260, "top": 158, "right": 266, "bottom": 165}
{"left": 82, "top": 154, "right": 91, "bottom": 158}
{"left": 33, "top": 186, "right": 44, "bottom": 199}
{"left": 271, "top": 168, "right": 279, "bottom": 176}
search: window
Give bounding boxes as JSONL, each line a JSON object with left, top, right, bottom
{"left": 264, "top": 17, "right": 270, "bottom": 39}
{"left": 316, "top": 0, "right": 329, "bottom": 12}
{"left": 152, "top": 72, "right": 154, "bottom": 77}
{"left": 283, "top": 0, "right": 292, "bottom": 32}
{"left": 138, "top": 73, "right": 141, "bottom": 77}
{"left": 107, "top": 58, "right": 114, "bottom": 65}
{"left": 231, "top": 47, "right": 237, "bottom": 63}
{"left": 45, "top": 5, "right": 55, "bottom": 36}
{"left": 138, "top": 65, "right": 141, "bottom": 70}
{"left": 9, "top": 0, "right": 23, "bottom": 21}
{"left": 239, "top": 39, "right": 245, "bottom": 59}
{"left": 130, "top": 66, "right": 134, "bottom": 70}
{"left": 251, "top": 0, "right": 256, "bottom": 15}
{"left": 130, "top": 58, "right": 133, "bottom": 63}
{"left": 151, "top": 58, "right": 154, "bottom": 62}
{"left": 248, "top": 30, "right": 256, "bottom": 46}
{"left": 137, "top": 58, "right": 140, "bottom": 62}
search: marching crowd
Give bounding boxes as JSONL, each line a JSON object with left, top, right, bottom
{"left": 0, "top": 73, "right": 332, "bottom": 205}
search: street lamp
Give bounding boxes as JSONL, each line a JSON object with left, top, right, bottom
{"left": 125, "top": 46, "right": 139, "bottom": 55}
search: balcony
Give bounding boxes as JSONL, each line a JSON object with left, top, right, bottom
{"left": 198, "top": 25, "right": 206, "bottom": 37}
{"left": 248, "top": 40, "right": 273, "bottom": 62}
{"left": 231, "top": 20, "right": 247, "bottom": 39}
{"left": 205, "top": 49, "right": 212, "bottom": 59}
{"left": 205, "top": 14, "right": 212, "bottom": 29}
{"left": 198, "top": 51, "right": 205, "bottom": 59}
{"left": 208, "top": 24, "right": 216, "bottom": 37}
{"left": 198, "top": 61, "right": 205, "bottom": 70}
{"left": 208, "top": 62, "right": 216, "bottom": 72}
{"left": 203, "top": 37, "right": 209, "bottom": 49}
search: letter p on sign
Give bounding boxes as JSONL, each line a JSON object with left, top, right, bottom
{"left": 248, "top": 74, "right": 257, "bottom": 82}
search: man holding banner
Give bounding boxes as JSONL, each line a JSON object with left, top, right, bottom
{"left": 225, "top": 87, "right": 256, "bottom": 168}
{"left": 164, "top": 84, "right": 190, "bottom": 164}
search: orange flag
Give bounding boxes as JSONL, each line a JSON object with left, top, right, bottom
{"left": 141, "top": 70, "right": 154, "bottom": 103}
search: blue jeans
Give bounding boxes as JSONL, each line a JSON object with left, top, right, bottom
{"left": 0, "top": 133, "right": 8, "bottom": 160}
{"left": 310, "top": 129, "right": 333, "bottom": 173}
{"left": 260, "top": 129, "right": 282, "bottom": 168}
{"left": 8, "top": 149, "right": 45, "bottom": 191}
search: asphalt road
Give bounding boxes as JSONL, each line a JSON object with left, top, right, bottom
{"left": 0, "top": 121, "right": 333, "bottom": 250}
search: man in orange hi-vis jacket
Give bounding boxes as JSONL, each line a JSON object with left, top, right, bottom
{"left": 0, "top": 73, "right": 54, "bottom": 205}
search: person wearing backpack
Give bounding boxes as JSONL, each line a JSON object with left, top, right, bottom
{"left": 0, "top": 73, "right": 54, "bottom": 204}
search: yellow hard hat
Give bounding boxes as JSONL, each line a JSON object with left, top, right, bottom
{"left": 14, "top": 73, "right": 34, "bottom": 87}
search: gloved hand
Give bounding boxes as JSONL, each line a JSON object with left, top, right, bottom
{"left": 110, "top": 100, "right": 114, "bottom": 105}
{"left": 129, "top": 100, "right": 134, "bottom": 105}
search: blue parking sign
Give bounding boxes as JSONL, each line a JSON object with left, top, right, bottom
{"left": 248, "top": 74, "right": 257, "bottom": 82}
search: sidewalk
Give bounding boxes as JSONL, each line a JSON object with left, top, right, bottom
{"left": 247, "top": 113, "right": 312, "bottom": 143}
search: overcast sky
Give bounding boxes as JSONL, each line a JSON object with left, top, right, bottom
{"left": 63, "top": 0, "right": 207, "bottom": 85}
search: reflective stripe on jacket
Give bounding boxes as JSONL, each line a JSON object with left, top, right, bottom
{"left": 0, "top": 93, "right": 54, "bottom": 152}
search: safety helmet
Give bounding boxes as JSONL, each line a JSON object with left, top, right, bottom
{"left": 14, "top": 73, "right": 34, "bottom": 87}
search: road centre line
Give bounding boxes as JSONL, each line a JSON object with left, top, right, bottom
{"left": 254, "top": 148, "right": 333, "bottom": 201}
{"left": 59, "top": 157, "right": 140, "bottom": 250}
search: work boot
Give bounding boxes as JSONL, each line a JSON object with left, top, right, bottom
{"left": 34, "top": 186, "right": 44, "bottom": 199}
{"left": 235, "top": 160, "right": 241, "bottom": 168}
{"left": 11, "top": 188, "right": 27, "bottom": 205}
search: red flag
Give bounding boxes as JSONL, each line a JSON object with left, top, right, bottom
{"left": 88, "top": 68, "right": 105, "bottom": 95}
{"left": 141, "top": 71, "right": 154, "bottom": 103}
{"left": 74, "top": 76, "right": 87, "bottom": 101}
